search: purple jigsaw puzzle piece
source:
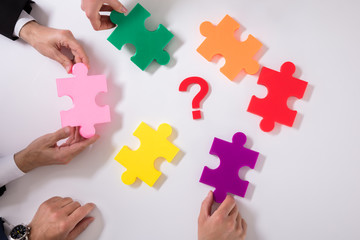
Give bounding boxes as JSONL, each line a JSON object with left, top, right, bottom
{"left": 199, "top": 132, "right": 259, "bottom": 203}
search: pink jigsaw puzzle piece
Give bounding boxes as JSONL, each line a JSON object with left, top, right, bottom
{"left": 247, "top": 62, "right": 308, "bottom": 132}
{"left": 56, "top": 63, "right": 110, "bottom": 138}
{"left": 200, "top": 132, "right": 259, "bottom": 203}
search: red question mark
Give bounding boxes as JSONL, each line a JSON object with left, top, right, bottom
{"left": 179, "top": 76, "right": 209, "bottom": 119}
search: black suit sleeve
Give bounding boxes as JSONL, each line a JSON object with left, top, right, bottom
{"left": 0, "top": 218, "right": 7, "bottom": 240}
{"left": 0, "top": 186, "right": 6, "bottom": 197}
{"left": 0, "top": 0, "right": 33, "bottom": 40}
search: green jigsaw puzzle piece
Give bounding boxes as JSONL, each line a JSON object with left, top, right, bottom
{"left": 108, "top": 3, "right": 174, "bottom": 71}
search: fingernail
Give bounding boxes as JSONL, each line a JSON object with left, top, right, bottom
{"left": 121, "top": 6, "right": 128, "bottom": 13}
{"left": 66, "top": 65, "right": 72, "bottom": 73}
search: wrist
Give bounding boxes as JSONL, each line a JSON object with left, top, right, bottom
{"left": 19, "top": 21, "right": 40, "bottom": 46}
{"left": 14, "top": 149, "right": 36, "bottom": 173}
{"left": 27, "top": 224, "right": 38, "bottom": 240}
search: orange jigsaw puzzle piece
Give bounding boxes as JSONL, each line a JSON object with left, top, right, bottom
{"left": 197, "top": 15, "right": 263, "bottom": 80}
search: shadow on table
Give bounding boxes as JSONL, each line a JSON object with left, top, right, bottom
{"left": 239, "top": 202, "right": 264, "bottom": 240}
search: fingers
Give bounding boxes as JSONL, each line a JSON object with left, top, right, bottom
{"left": 69, "top": 203, "right": 96, "bottom": 228}
{"left": 59, "top": 197, "right": 74, "bottom": 208}
{"left": 241, "top": 218, "right": 247, "bottom": 236}
{"left": 43, "top": 196, "right": 72, "bottom": 209}
{"left": 44, "top": 196, "right": 63, "bottom": 205}
{"left": 236, "top": 212, "right": 242, "bottom": 230}
{"left": 199, "top": 191, "right": 213, "bottom": 220}
{"left": 241, "top": 218, "right": 247, "bottom": 233}
{"left": 105, "top": 0, "right": 127, "bottom": 13}
{"left": 63, "top": 201, "right": 82, "bottom": 215}
{"left": 69, "top": 134, "right": 99, "bottom": 154}
{"left": 216, "top": 195, "right": 236, "bottom": 217}
{"left": 61, "top": 127, "right": 76, "bottom": 147}
{"left": 21, "top": 22, "right": 88, "bottom": 72}
{"left": 99, "top": 5, "right": 114, "bottom": 11}
{"left": 64, "top": 35, "right": 89, "bottom": 69}
{"left": 48, "top": 29, "right": 89, "bottom": 71}
{"left": 57, "top": 135, "right": 99, "bottom": 163}
{"left": 74, "top": 126, "right": 82, "bottom": 143}
{"left": 66, "top": 217, "right": 94, "bottom": 240}
{"left": 97, "top": 15, "right": 116, "bottom": 30}
{"left": 87, "top": 14, "right": 116, "bottom": 30}
{"left": 49, "top": 48, "right": 74, "bottom": 73}
{"left": 82, "top": 1, "right": 104, "bottom": 31}
{"left": 87, "top": 11, "right": 102, "bottom": 31}
{"left": 235, "top": 212, "right": 247, "bottom": 238}
{"left": 84, "top": 0, "right": 127, "bottom": 31}
{"left": 229, "top": 204, "right": 239, "bottom": 222}
{"left": 61, "top": 127, "right": 82, "bottom": 148}
{"left": 49, "top": 127, "right": 71, "bottom": 145}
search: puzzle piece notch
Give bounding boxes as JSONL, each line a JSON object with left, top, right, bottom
{"left": 56, "top": 63, "right": 111, "bottom": 138}
{"left": 247, "top": 62, "right": 308, "bottom": 132}
{"left": 197, "top": 15, "right": 262, "bottom": 80}
{"left": 108, "top": 3, "right": 174, "bottom": 70}
{"left": 115, "top": 122, "right": 179, "bottom": 187}
{"left": 200, "top": 132, "right": 259, "bottom": 203}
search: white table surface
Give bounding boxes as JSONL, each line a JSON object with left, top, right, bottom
{"left": 1, "top": 0, "right": 360, "bottom": 239}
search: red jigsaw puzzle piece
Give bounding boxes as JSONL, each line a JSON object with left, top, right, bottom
{"left": 247, "top": 62, "right": 308, "bottom": 132}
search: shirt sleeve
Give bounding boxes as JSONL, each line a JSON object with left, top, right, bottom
{"left": 13, "top": 10, "right": 35, "bottom": 37}
{"left": 0, "top": 0, "right": 33, "bottom": 40}
{"left": 0, "top": 155, "right": 25, "bottom": 187}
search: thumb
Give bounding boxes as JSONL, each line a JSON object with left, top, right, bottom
{"left": 66, "top": 217, "right": 94, "bottom": 240}
{"left": 199, "top": 191, "right": 213, "bottom": 219}
{"left": 49, "top": 127, "right": 71, "bottom": 144}
{"left": 108, "top": 0, "right": 127, "bottom": 13}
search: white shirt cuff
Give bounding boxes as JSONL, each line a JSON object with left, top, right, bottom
{"left": 0, "top": 155, "right": 25, "bottom": 186}
{"left": 13, "top": 10, "right": 35, "bottom": 38}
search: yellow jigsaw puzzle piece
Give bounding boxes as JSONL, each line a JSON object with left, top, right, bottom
{"left": 115, "top": 122, "right": 179, "bottom": 187}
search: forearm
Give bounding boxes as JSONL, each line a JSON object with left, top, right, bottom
{"left": 14, "top": 148, "right": 37, "bottom": 173}
{"left": 18, "top": 20, "right": 40, "bottom": 46}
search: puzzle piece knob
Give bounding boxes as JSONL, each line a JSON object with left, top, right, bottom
{"left": 79, "top": 126, "right": 96, "bottom": 139}
{"left": 72, "top": 63, "right": 88, "bottom": 76}
{"left": 260, "top": 119, "right": 275, "bottom": 132}
{"left": 199, "top": 21, "right": 216, "bottom": 37}
{"left": 156, "top": 51, "right": 170, "bottom": 65}
{"left": 122, "top": 171, "right": 137, "bottom": 185}
{"left": 280, "top": 62, "right": 295, "bottom": 75}
{"left": 232, "top": 132, "right": 247, "bottom": 146}
{"left": 157, "top": 123, "right": 173, "bottom": 137}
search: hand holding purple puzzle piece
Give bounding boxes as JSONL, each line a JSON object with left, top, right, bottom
{"left": 200, "top": 132, "right": 259, "bottom": 203}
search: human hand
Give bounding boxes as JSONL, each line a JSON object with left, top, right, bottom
{"left": 81, "top": 0, "right": 127, "bottom": 30}
{"left": 198, "top": 192, "right": 247, "bottom": 240}
{"left": 29, "top": 196, "right": 95, "bottom": 240}
{"left": 19, "top": 21, "right": 89, "bottom": 73}
{"left": 14, "top": 127, "right": 99, "bottom": 173}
